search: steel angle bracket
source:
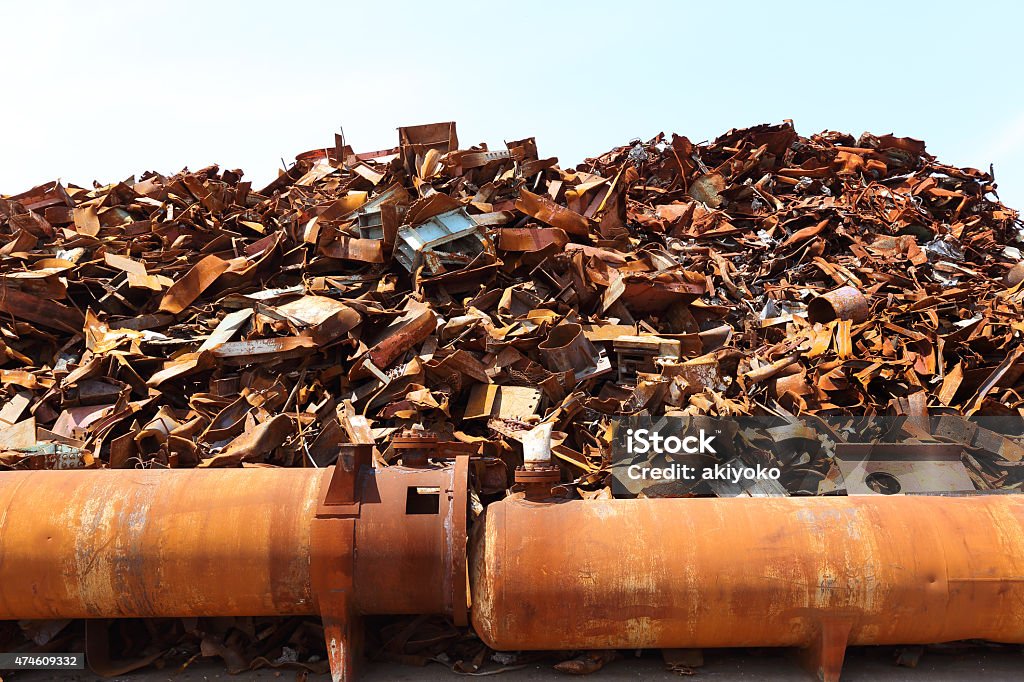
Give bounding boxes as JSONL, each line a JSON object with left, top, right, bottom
{"left": 834, "top": 442, "right": 972, "bottom": 495}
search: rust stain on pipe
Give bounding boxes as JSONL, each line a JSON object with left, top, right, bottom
{"left": 471, "top": 495, "right": 1024, "bottom": 651}
{"left": 0, "top": 467, "right": 325, "bottom": 619}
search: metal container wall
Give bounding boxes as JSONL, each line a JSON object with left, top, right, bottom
{"left": 0, "top": 467, "right": 326, "bottom": 619}
{"left": 471, "top": 495, "right": 1024, "bottom": 650}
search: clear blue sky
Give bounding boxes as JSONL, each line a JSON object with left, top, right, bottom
{"left": 2, "top": 1, "right": 1022, "bottom": 210}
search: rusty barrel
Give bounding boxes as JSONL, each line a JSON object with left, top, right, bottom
{"left": 0, "top": 467, "right": 325, "bottom": 619}
{"left": 471, "top": 495, "right": 1024, "bottom": 650}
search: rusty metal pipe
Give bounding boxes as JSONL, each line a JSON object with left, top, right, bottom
{"left": 4, "top": 464, "right": 1024, "bottom": 682}
{"left": 471, "top": 495, "right": 1024, "bottom": 677}
{"left": 807, "top": 286, "right": 869, "bottom": 324}
{"left": 0, "top": 459, "right": 469, "bottom": 681}
{"left": 0, "top": 467, "right": 324, "bottom": 619}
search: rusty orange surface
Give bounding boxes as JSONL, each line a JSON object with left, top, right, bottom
{"left": 0, "top": 467, "right": 325, "bottom": 619}
{"left": 0, "top": 461, "right": 470, "bottom": 630}
{"left": 471, "top": 495, "right": 1024, "bottom": 651}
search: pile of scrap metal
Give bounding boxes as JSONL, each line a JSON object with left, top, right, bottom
{"left": 2, "top": 120, "right": 1024, "bottom": 677}
{"left": 1, "top": 121, "right": 1021, "bottom": 489}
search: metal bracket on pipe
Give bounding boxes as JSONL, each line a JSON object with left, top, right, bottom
{"left": 310, "top": 441, "right": 471, "bottom": 681}
{"left": 798, "top": 620, "right": 852, "bottom": 682}
{"left": 311, "top": 443, "right": 371, "bottom": 682}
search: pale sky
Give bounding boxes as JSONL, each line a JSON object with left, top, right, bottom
{"left": 2, "top": 1, "right": 1022, "bottom": 210}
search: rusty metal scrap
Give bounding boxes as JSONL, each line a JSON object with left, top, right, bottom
{"left": 832, "top": 442, "right": 974, "bottom": 494}
{"left": 3, "top": 119, "right": 1024, "bottom": 677}
{"left": 2, "top": 120, "right": 1024, "bottom": 484}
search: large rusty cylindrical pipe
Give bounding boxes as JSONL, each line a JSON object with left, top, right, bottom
{"left": 471, "top": 495, "right": 1024, "bottom": 651}
{"left": 0, "top": 467, "right": 326, "bottom": 619}
{"left": 0, "top": 462, "right": 471, "bottom": 623}
{"left": 0, "top": 461, "right": 469, "bottom": 682}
